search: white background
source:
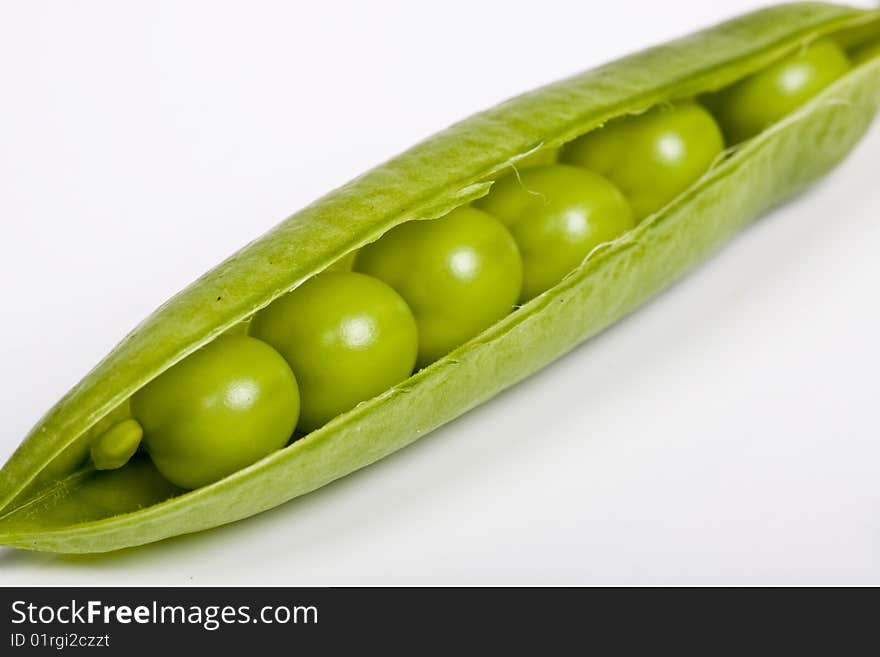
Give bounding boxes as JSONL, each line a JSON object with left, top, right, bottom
{"left": 1, "top": 0, "right": 879, "bottom": 585}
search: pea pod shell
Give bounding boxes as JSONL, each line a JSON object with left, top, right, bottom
{"left": 2, "top": 2, "right": 879, "bottom": 552}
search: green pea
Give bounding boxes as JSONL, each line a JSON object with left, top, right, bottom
{"left": 250, "top": 271, "right": 418, "bottom": 432}
{"left": 706, "top": 38, "right": 850, "bottom": 143}
{"left": 560, "top": 102, "right": 724, "bottom": 221}
{"left": 91, "top": 419, "right": 143, "bottom": 470}
{"left": 355, "top": 206, "right": 522, "bottom": 367}
{"left": 131, "top": 334, "right": 300, "bottom": 490}
{"left": 475, "top": 164, "right": 633, "bottom": 302}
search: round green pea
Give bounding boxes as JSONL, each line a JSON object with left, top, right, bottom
{"left": 706, "top": 38, "right": 850, "bottom": 143}
{"left": 355, "top": 206, "right": 522, "bottom": 367}
{"left": 560, "top": 102, "right": 724, "bottom": 221}
{"left": 475, "top": 164, "right": 633, "bottom": 302}
{"left": 249, "top": 271, "right": 418, "bottom": 432}
{"left": 131, "top": 334, "right": 300, "bottom": 490}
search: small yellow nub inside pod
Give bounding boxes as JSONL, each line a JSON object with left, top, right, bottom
{"left": 90, "top": 419, "right": 144, "bottom": 470}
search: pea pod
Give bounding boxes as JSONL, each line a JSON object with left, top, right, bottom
{"left": 2, "top": 2, "right": 879, "bottom": 553}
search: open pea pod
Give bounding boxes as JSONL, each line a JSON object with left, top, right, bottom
{"left": 3, "top": 2, "right": 880, "bottom": 553}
